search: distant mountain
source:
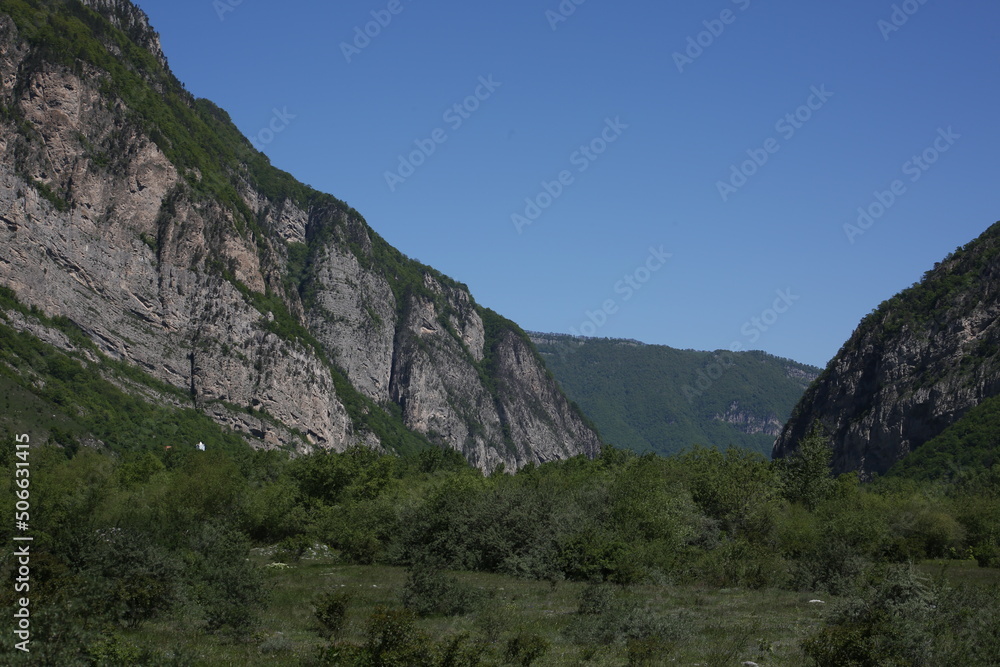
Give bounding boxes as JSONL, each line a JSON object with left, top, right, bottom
{"left": 531, "top": 334, "right": 820, "bottom": 458}
{"left": 0, "top": 0, "right": 600, "bottom": 470}
{"left": 774, "top": 221, "right": 1000, "bottom": 478}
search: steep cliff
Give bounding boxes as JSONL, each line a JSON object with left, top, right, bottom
{"left": 774, "top": 221, "right": 1000, "bottom": 477}
{"left": 0, "top": 0, "right": 600, "bottom": 469}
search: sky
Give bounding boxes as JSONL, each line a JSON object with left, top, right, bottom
{"left": 133, "top": 0, "right": 999, "bottom": 369}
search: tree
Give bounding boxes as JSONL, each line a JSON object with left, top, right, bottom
{"left": 776, "top": 422, "right": 834, "bottom": 509}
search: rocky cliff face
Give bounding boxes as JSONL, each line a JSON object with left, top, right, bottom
{"left": 713, "top": 402, "right": 784, "bottom": 437}
{"left": 774, "top": 221, "right": 1000, "bottom": 477}
{"left": 0, "top": 1, "right": 600, "bottom": 469}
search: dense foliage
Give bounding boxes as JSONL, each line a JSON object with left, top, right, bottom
{"left": 888, "top": 393, "right": 1000, "bottom": 481}
{"left": 2, "top": 423, "right": 998, "bottom": 663}
{"left": 869, "top": 221, "right": 1000, "bottom": 338}
{"left": 534, "top": 335, "right": 819, "bottom": 457}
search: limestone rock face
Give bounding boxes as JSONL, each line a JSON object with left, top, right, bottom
{"left": 0, "top": 4, "right": 599, "bottom": 470}
{"left": 774, "top": 222, "right": 1000, "bottom": 477}
{"left": 714, "top": 402, "right": 784, "bottom": 438}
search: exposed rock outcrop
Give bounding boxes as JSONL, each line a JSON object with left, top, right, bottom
{"left": 0, "top": 2, "right": 600, "bottom": 470}
{"left": 714, "top": 401, "right": 784, "bottom": 437}
{"left": 774, "top": 221, "right": 1000, "bottom": 477}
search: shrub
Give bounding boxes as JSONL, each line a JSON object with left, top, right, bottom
{"left": 564, "top": 585, "right": 691, "bottom": 652}
{"left": 85, "top": 632, "right": 162, "bottom": 666}
{"left": 434, "top": 632, "right": 487, "bottom": 667}
{"left": 972, "top": 543, "right": 1000, "bottom": 568}
{"left": 314, "top": 641, "right": 367, "bottom": 666}
{"left": 472, "top": 597, "right": 517, "bottom": 644}
{"left": 556, "top": 528, "right": 630, "bottom": 582}
{"left": 277, "top": 533, "right": 312, "bottom": 563}
{"left": 627, "top": 635, "right": 679, "bottom": 667}
{"left": 802, "top": 565, "right": 936, "bottom": 666}
{"left": 81, "top": 527, "right": 180, "bottom": 629}
{"left": 928, "top": 583, "right": 1000, "bottom": 665}
{"left": 577, "top": 581, "right": 615, "bottom": 616}
{"left": 314, "top": 589, "right": 352, "bottom": 638}
{"left": 695, "top": 538, "right": 787, "bottom": 590}
{"left": 503, "top": 632, "right": 549, "bottom": 666}
{"left": 401, "top": 565, "right": 481, "bottom": 618}
{"left": 186, "top": 521, "right": 269, "bottom": 635}
{"left": 362, "top": 607, "right": 434, "bottom": 666}
{"left": 787, "top": 537, "right": 869, "bottom": 596}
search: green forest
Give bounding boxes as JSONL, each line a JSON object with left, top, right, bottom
{"left": 534, "top": 336, "right": 819, "bottom": 458}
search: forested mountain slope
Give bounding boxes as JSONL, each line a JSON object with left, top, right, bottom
{"left": 532, "top": 334, "right": 820, "bottom": 458}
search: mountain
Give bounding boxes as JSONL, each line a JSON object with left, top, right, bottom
{"left": 0, "top": 0, "right": 601, "bottom": 470}
{"left": 530, "top": 334, "right": 820, "bottom": 458}
{"left": 774, "top": 221, "right": 1000, "bottom": 478}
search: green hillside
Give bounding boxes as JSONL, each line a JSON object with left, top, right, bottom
{"left": 889, "top": 394, "right": 1000, "bottom": 481}
{"left": 532, "top": 335, "right": 820, "bottom": 458}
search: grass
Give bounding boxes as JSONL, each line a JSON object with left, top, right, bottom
{"left": 121, "top": 548, "right": 838, "bottom": 666}
{"left": 917, "top": 558, "right": 1000, "bottom": 587}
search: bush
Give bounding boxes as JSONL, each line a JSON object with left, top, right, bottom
{"left": 503, "top": 632, "right": 548, "bottom": 666}
{"left": 312, "top": 613, "right": 486, "bottom": 667}
{"left": 972, "top": 543, "right": 1000, "bottom": 568}
{"left": 788, "top": 537, "right": 869, "bottom": 596}
{"left": 85, "top": 632, "right": 144, "bottom": 665}
{"left": 556, "top": 528, "right": 630, "bottom": 582}
{"left": 802, "top": 565, "right": 936, "bottom": 666}
{"left": 695, "top": 538, "right": 787, "bottom": 590}
{"left": 928, "top": 584, "right": 1000, "bottom": 665}
{"left": 472, "top": 597, "right": 517, "bottom": 644}
{"left": 401, "top": 565, "right": 481, "bottom": 617}
{"left": 627, "top": 634, "right": 680, "bottom": 667}
{"left": 0, "top": 600, "right": 97, "bottom": 666}
{"left": 81, "top": 527, "right": 180, "bottom": 629}
{"left": 314, "top": 641, "right": 367, "bottom": 666}
{"left": 564, "top": 586, "right": 691, "bottom": 652}
{"left": 577, "top": 581, "right": 615, "bottom": 616}
{"left": 434, "top": 633, "right": 487, "bottom": 667}
{"left": 314, "top": 589, "right": 352, "bottom": 638}
{"left": 277, "top": 533, "right": 312, "bottom": 563}
{"left": 362, "top": 607, "right": 434, "bottom": 666}
{"left": 186, "top": 521, "right": 269, "bottom": 635}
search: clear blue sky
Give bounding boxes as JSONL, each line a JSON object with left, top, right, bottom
{"left": 134, "top": 0, "right": 999, "bottom": 369}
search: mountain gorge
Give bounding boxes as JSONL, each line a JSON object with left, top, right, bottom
{"left": 775, "top": 221, "right": 1000, "bottom": 478}
{"left": 0, "top": 0, "right": 600, "bottom": 470}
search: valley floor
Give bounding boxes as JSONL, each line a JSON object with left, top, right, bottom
{"left": 122, "top": 551, "right": 1000, "bottom": 666}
